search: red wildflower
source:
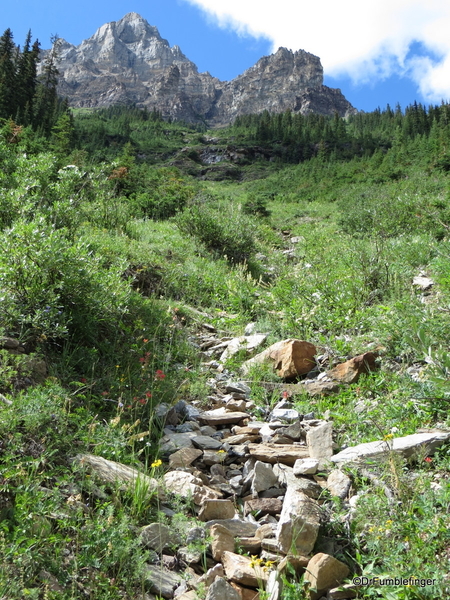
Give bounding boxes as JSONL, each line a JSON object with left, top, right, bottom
{"left": 424, "top": 457, "right": 432, "bottom": 463}
{"left": 139, "top": 357, "right": 146, "bottom": 363}
{"left": 143, "top": 339, "right": 149, "bottom": 343}
{"left": 145, "top": 391, "right": 152, "bottom": 398}
{"left": 139, "top": 398, "right": 146, "bottom": 405}
{"left": 155, "top": 369, "right": 166, "bottom": 380}
{"left": 80, "top": 377, "right": 87, "bottom": 383}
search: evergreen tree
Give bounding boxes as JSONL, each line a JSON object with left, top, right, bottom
{"left": 16, "top": 31, "right": 40, "bottom": 125}
{"left": 0, "top": 28, "right": 17, "bottom": 120}
{"left": 33, "top": 35, "right": 61, "bottom": 135}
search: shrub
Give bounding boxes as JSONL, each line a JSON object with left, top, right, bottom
{"left": 0, "top": 219, "right": 132, "bottom": 348}
{"left": 242, "top": 192, "right": 272, "bottom": 217}
{"left": 175, "top": 201, "right": 257, "bottom": 264}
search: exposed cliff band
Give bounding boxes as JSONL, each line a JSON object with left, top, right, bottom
{"left": 51, "top": 12, "right": 356, "bottom": 125}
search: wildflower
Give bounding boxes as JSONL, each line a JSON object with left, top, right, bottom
{"left": 424, "top": 456, "right": 432, "bottom": 463}
{"left": 139, "top": 399, "right": 146, "bottom": 405}
{"left": 139, "top": 357, "right": 146, "bottom": 363}
{"left": 155, "top": 369, "right": 166, "bottom": 380}
{"left": 385, "top": 520, "right": 393, "bottom": 526}
{"left": 145, "top": 391, "right": 152, "bottom": 398}
{"left": 80, "top": 377, "right": 87, "bottom": 383}
{"left": 217, "top": 449, "right": 226, "bottom": 454}
{"left": 151, "top": 459, "right": 162, "bottom": 468}
{"left": 143, "top": 339, "right": 149, "bottom": 343}
{"left": 102, "top": 391, "right": 109, "bottom": 396}
{"left": 383, "top": 433, "right": 394, "bottom": 441}
{"left": 118, "top": 402, "right": 124, "bottom": 408}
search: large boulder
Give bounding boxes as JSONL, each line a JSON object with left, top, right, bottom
{"left": 328, "top": 352, "right": 377, "bottom": 384}
{"left": 241, "top": 339, "right": 317, "bottom": 380}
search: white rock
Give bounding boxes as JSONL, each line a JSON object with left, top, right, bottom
{"left": 293, "top": 458, "right": 319, "bottom": 475}
{"left": 331, "top": 430, "right": 450, "bottom": 464}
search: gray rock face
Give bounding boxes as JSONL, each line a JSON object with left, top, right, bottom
{"left": 49, "top": 12, "right": 357, "bottom": 124}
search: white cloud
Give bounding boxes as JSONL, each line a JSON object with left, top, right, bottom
{"left": 181, "top": 0, "right": 450, "bottom": 102}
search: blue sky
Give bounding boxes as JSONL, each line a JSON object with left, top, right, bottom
{"left": 2, "top": 0, "right": 450, "bottom": 113}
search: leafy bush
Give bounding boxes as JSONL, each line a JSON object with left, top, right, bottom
{"left": 176, "top": 200, "right": 257, "bottom": 263}
{"left": 0, "top": 219, "right": 132, "bottom": 347}
{"left": 242, "top": 192, "right": 272, "bottom": 217}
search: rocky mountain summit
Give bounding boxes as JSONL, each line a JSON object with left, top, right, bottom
{"left": 51, "top": 12, "right": 356, "bottom": 125}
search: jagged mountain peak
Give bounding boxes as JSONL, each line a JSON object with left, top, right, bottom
{"left": 54, "top": 15, "right": 356, "bottom": 125}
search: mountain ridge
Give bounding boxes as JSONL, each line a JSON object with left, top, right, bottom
{"left": 51, "top": 12, "right": 357, "bottom": 125}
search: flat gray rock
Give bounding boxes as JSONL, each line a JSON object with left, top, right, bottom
{"left": 145, "top": 564, "right": 184, "bottom": 598}
{"left": 331, "top": 430, "right": 450, "bottom": 464}
{"left": 192, "top": 435, "right": 223, "bottom": 450}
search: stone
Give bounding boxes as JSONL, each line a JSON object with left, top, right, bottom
{"left": 244, "top": 498, "right": 283, "bottom": 517}
{"left": 192, "top": 435, "right": 223, "bottom": 450}
{"left": 230, "top": 583, "right": 260, "bottom": 600}
{"left": 210, "top": 523, "right": 235, "bottom": 561}
{"left": 205, "top": 578, "right": 241, "bottom": 600}
{"left": 25, "top": 357, "right": 47, "bottom": 383}
{"left": 75, "top": 454, "right": 164, "bottom": 499}
{"left": 304, "top": 380, "right": 340, "bottom": 396}
{"left": 0, "top": 336, "right": 20, "bottom": 349}
{"left": 186, "top": 526, "right": 206, "bottom": 544}
{"left": 197, "top": 563, "right": 225, "bottom": 587}
{"left": 294, "top": 458, "right": 319, "bottom": 475}
{"left": 326, "top": 470, "right": 351, "bottom": 499}
{"left": 270, "top": 408, "right": 300, "bottom": 423}
{"left": 140, "top": 523, "right": 180, "bottom": 552}
{"left": 169, "top": 447, "right": 203, "bottom": 469}
{"left": 248, "top": 444, "right": 309, "bottom": 466}
{"left": 248, "top": 461, "right": 279, "bottom": 495}
{"left": 283, "top": 422, "right": 304, "bottom": 441}
{"left": 276, "top": 489, "right": 321, "bottom": 555}
{"left": 154, "top": 403, "right": 179, "bottom": 426}
{"left": 198, "top": 408, "right": 251, "bottom": 426}
{"left": 222, "top": 551, "right": 270, "bottom": 587}
{"left": 200, "top": 425, "right": 219, "bottom": 436}
{"left": 255, "top": 523, "right": 275, "bottom": 540}
{"left": 331, "top": 430, "right": 450, "bottom": 464}
{"left": 203, "top": 449, "right": 227, "bottom": 466}
{"left": 178, "top": 546, "right": 202, "bottom": 565}
{"left": 328, "top": 352, "right": 377, "bottom": 384}
{"left": 220, "top": 334, "right": 268, "bottom": 361}
{"left": 145, "top": 564, "right": 184, "bottom": 599}
{"left": 412, "top": 275, "right": 434, "bottom": 291}
{"left": 277, "top": 554, "right": 309, "bottom": 574}
{"left": 232, "top": 423, "right": 266, "bottom": 435}
{"left": 164, "top": 471, "right": 221, "bottom": 505}
{"left": 266, "top": 570, "right": 282, "bottom": 600}
{"left": 226, "top": 381, "right": 252, "bottom": 396}
{"left": 225, "top": 433, "right": 261, "bottom": 445}
{"left": 177, "top": 592, "right": 198, "bottom": 600}
{"left": 241, "top": 339, "right": 317, "bottom": 380}
{"left": 159, "top": 431, "right": 197, "bottom": 454}
{"left": 306, "top": 422, "right": 333, "bottom": 461}
{"left": 303, "top": 553, "right": 350, "bottom": 600}
{"left": 236, "top": 537, "right": 262, "bottom": 553}
{"left": 205, "top": 519, "right": 259, "bottom": 538}
{"left": 198, "top": 499, "right": 236, "bottom": 521}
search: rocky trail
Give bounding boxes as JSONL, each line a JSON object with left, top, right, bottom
{"left": 74, "top": 322, "right": 450, "bottom": 600}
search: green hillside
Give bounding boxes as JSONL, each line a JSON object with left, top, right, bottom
{"left": 1, "top": 98, "right": 450, "bottom": 599}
